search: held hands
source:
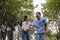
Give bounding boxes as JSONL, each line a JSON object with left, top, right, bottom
{"left": 23, "top": 25, "right": 34, "bottom": 31}
{"left": 24, "top": 27, "right": 29, "bottom": 31}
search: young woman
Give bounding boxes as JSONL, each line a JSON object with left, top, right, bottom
{"left": 22, "top": 16, "right": 31, "bottom": 40}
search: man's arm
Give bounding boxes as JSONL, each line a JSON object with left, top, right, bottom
{"left": 45, "top": 24, "right": 47, "bottom": 32}
{"left": 44, "top": 18, "right": 48, "bottom": 40}
{"left": 29, "top": 21, "right": 35, "bottom": 30}
{"left": 44, "top": 18, "right": 48, "bottom": 33}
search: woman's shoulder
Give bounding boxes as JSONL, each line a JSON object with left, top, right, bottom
{"left": 22, "top": 21, "right": 26, "bottom": 24}
{"left": 29, "top": 22, "right": 31, "bottom": 24}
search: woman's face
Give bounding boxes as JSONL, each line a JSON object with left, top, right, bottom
{"left": 26, "top": 16, "right": 30, "bottom": 21}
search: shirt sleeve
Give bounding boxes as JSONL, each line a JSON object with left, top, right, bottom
{"left": 32, "top": 21, "right": 36, "bottom": 26}
{"left": 44, "top": 18, "right": 48, "bottom": 25}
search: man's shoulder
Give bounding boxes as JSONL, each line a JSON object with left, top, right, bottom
{"left": 41, "top": 17, "right": 47, "bottom": 20}
{"left": 33, "top": 19, "right": 37, "bottom": 22}
{"left": 28, "top": 22, "right": 31, "bottom": 24}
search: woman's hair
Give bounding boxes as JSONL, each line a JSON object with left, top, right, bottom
{"left": 23, "top": 15, "right": 28, "bottom": 21}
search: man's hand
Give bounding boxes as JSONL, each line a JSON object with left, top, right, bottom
{"left": 44, "top": 30, "right": 47, "bottom": 34}
{"left": 44, "top": 24, "right": 47, "bottom": 34}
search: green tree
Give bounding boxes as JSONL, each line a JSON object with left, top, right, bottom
{"left": 0, "top": 0, "right": 34, "bottom": 27}
{"left": 42, "top": 0, "right": 60, "bottom": 40}
{"left": 0, "top": 0, "right": 34, "bottom": 40}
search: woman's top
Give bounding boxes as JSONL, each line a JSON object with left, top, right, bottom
{"left": 22, "top": 21, "right": 31, "bottom": 31}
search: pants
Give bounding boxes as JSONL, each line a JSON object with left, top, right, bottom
{"left": 22, "top": 30, "right": 30, "bottom": 40}
{"left": 36, "top": 33, "right": 44, "bottom": 40}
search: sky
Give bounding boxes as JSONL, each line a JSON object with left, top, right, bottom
{"left": 33, "top": 0, "right": 46, "bottom": 16}
{"left": 33, "top": 0, "right": 46, "bottom": 12}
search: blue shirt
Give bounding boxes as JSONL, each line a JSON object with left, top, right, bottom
{"left": 32, "top": 17, "right": 48, "bottom": 33}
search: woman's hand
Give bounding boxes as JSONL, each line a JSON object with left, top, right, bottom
{"left": 24, "top": 28, "right": 28, "bottom": 31}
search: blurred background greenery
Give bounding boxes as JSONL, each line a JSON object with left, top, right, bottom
{"left": 0, "top": 0, "right": 60, "bottom": 40}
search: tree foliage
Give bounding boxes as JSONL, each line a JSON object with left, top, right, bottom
{"left": 42, "top": 0, "right": 60, "bottom": 20}
{"left": 0, "top": 0, "right": 34, "bottom": 27}
{"left": 42, "top": 0, "right": 60, "bottom": 40}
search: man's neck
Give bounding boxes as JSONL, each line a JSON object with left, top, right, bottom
{"left": 37, "top": 18, "right": 40, "bottom": 20}
{"left": 37, "top": 17, "right": 41, "bottom": 20}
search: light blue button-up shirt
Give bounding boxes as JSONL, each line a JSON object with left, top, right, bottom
{"left": 32, "top": 17, "right": 48, "bottom": 33}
